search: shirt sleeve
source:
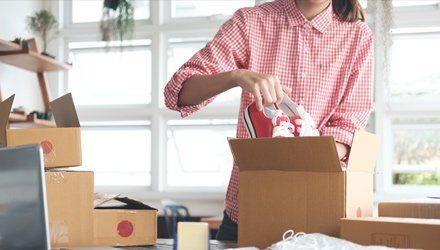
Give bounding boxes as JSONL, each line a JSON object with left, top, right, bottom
{"left": 320, "top": 26, "right": 374, "bottom": 147}
{"left": 163, "top": 9, "right": 249, "bottom": 117}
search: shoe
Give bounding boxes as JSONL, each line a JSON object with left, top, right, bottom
{"left": 243, "top": 102, "right": 273, "bottom": 138}
{"left": 279, "top": 96, "right": 320, "bottom": 137}
{"left": 243, "top": 102, "right": 297, "bottom": 138}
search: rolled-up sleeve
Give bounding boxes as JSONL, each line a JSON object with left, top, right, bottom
{"left": 164, "top": 9, "right": 249, "bottom": 117}
{"left": 320, "top": 26, "right": 374, "bottom": 146}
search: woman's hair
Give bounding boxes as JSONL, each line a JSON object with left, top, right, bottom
{"left": 332, "top": 0, "right": 365, "bottom": 22}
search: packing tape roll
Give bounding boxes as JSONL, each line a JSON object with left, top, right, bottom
{"left": 177, "top": 222, "right": 209, "bottom": 250}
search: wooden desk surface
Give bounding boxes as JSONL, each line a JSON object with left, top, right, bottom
{"left": 70, "top": 239, "right": 237, "bottom": 250}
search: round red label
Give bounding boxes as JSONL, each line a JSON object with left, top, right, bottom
{"left": 40, "top": 140, "right": 53, "bottom": 154}
{"left": 117, "top": 220, "right": 133, "bottom": 237}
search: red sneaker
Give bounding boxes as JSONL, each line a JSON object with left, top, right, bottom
{"left": 243, "top": 102, "right": 273, "bottom": 138}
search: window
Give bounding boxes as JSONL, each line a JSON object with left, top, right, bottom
{"left": 171, "top": 0, "right": 254, "bottom": 18}
{"left": 68, "top": 40, "right": 152, "bottom": 106}
{"left": 82, "top": 123, "right": 151, "bottom": 186}
{"left": 391, "top": 117, "right": 440, "bottom": 186}
{"left": 390, "top": 34, "right": 440, "bottom": 98}
{"left": 166, "top": 37, "right": 241, "bottom": 106}
{"left": 62, "top": 0, "right": 252, "bottom": 193}
{"left": 72, "top": 0, "right": 150, "bottom": 23}
{"left": 166, "top": 120, "right": 236, "bottom": 188}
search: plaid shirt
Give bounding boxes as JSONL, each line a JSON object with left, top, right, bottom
{"left": 164, "top": 0, "right": 374, "bottom": 223}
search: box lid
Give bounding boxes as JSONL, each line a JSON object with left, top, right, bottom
{"left": 95, "top": 196, "right": 157, "bottom": 211}
{"left": 228, "top": 136, "right": 342, "bottom": 172}
{"left": 50, "top": 93, "right": 80, "bottom": 128}
{"left": 0, "top": 95, "right": 15, "bottom": 147}
{"left": 341, "top": 216, "right": 440, "bottom": 226}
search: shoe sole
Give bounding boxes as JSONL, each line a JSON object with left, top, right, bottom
{"left": 243, "top": 106, "right": 257, "bottom": 138}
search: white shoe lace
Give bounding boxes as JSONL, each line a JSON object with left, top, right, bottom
{"left": 271, "top": 110, "right": 295, "bottom": 137}
{"left": 296, "top": 105, "right": 319, "bottom": 137}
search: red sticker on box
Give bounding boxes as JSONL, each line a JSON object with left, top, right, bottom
{"left": 117, "top": 220, "right": 133, "bottom": 237}
{"left": 40, "top": 140, "right": 53, "bottom": 154}
{"left": 356, "top": 207, "right": 362, "bottom": 217}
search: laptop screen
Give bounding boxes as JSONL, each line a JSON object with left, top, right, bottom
{"left": 0, "top": 145, "right": 50, "bottom": 250}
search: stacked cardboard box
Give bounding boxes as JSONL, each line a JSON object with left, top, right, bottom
{"left": 0, "top": 94, "right": 157, "bottom": 247}
{"left": 0, "top": 93, "right": 93, "bottom": 247}
{"left": 339, "top": 197, "right": 440, "bottom": 250}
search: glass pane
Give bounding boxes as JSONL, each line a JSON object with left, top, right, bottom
{"left": 68, "top": 40, "right": 152, "bottom": 105}
{"left": 72, "top": 0, "right": 150, "bottom": 23}
{"left": 390, "top": 34, "right": 440, "bottom": 97}
{"left": 166, "top": 120, "right": 237, "bottom": 187}
{"left": 392, "top": 118, "right": 440, "bottom": 185}
{"left": 393, "top": 0, "right": 440, "bottom": 6}
{"left": 82, "top": 125, "right": 151, "bottom": 186}
{"left": 167, "top": 38, "right": 241, "bottom": 106}
{"left": 171, "top": 0, "right": 255, "bottom": 18}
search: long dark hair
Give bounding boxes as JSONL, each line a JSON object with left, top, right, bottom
{"left": 332, "top": 0, "right": 365, "bottom": 22}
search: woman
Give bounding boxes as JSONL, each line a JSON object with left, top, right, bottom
{"left": 164, "top": 0, "right": 373, "bottom": 241}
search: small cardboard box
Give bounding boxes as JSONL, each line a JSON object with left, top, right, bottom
{"left": 0, "top": 93, "right": 82, "bottom": 168}
{"left": 340, "top": 217, "right": 440, "bottom": 250}
{"left": 93, "top": 197, "right": 157, "bottom": 246}
{"left": 379, "top": 198, "right": 440, "bottom": 219}
{"left": 45, "top": 171, "right": 94, "bottom": 248}
{"left": 228, "top": 131, "right": 379, "bottom": 248}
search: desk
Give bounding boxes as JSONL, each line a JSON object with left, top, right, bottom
{"left": 73, "top": 239, "right": 237, "bottom": 250}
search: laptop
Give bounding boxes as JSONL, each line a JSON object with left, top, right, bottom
{"left": 0, "top": 145, "right": 50, "bottom": 250}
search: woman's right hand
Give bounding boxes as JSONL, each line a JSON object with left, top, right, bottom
{"left": 230, "top": 69, "right": 291, "bottom": 111}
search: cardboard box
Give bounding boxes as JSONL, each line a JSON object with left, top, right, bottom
{"left": 379, "top": 198, "right": 440, "bottom": 219}
{"left": 45, "top": 171, "right": 94, "bottom": 248}
{"left": 340, "top": 217, "right": 440, "bottom": 250}
{"left": 93, "top": 197, "right": 157, "bottom": 246}
{"left": 228, "top": 131, "right": 379, "bottom": 248}
{"left": 0, "top": 93, "right": 82, "bottom": 168}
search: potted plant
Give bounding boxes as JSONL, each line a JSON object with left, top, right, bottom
{"left": 100, "top": 0, "right": 134, "bottom": 42}
{"left": 26, "top": 10, "right": 59, "bottom": 57}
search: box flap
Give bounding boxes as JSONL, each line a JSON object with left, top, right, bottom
{"left": 346, "top": 130, "right": 380, "bottom": 173}
{"left": 0, "top": 95, "right": 14, "bottom": 147}
{"left": 50, "top": 93, "right": 80, "bottom": 128}
{"left": 95, "top": 196, "right": 157, "bottom": 211}
{"left": 228, "top": 136, "right": 341, "bottom": 172}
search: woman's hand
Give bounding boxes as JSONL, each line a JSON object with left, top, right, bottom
{"left": 231, "top": 69, "right": 291, "bottom": 111}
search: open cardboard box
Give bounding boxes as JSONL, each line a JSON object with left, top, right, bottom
{"left": 0, "top": 93, "right": 82, "bottom": 168}
{"left": 93, "top": 196, "right": 158, "bottom": 246}
{"left": 379, "top": 197, "right": 440, "bottom": 219}
{"left": 45, "top": 170, "right": 94, "bottom": 248}
{"left": 228, "top": 130, "right": 379, "bottom": 248}
{"left": 340, "top": 217, "right": 440, "bottom": 250}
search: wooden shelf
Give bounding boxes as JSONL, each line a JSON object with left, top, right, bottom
{"left": 9, "top": 113, "right": 56, "bottom": 128}
{"left": 0, "top": 39, "right": 72, "bottom": 73}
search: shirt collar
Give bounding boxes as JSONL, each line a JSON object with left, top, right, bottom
{"left": 282, "top": 0, "right": 334, "bottom": 33}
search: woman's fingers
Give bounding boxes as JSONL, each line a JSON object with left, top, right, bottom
{"left": 273, "top": 76, "right": 284, "bottom": 104}
{"left": 259, "top": 80, "right": 273, "bottom": 105}
{"left": 282, "top": 85, "right": 292, "bottom": 94}
{"left": 252, "top": 84, "right": 263, "bottom": 111}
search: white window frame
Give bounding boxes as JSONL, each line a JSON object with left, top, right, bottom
{"left": 373, "top": 3, "right": 440, "bottom": 201}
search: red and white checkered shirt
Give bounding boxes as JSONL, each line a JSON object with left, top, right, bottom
{"left": 164, "top": 0, "right": 374, "bottom": 223}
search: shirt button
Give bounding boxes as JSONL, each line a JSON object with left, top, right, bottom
{"left": 304, "top": 22, "right": 312, "bottom": 29}
{"left": 301, "top": 72, "right": 306, "bottom": 78}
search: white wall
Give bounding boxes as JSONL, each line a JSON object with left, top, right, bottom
{"left": 0, "top": 0, "right": 45, "bottom": 111}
